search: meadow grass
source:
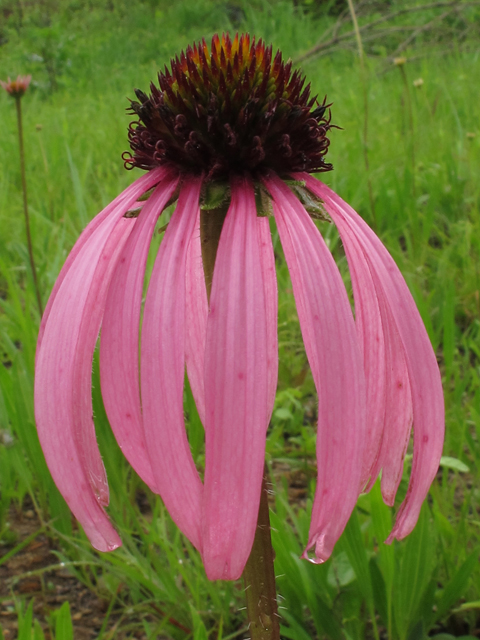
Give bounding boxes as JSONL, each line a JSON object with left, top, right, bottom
{"left": 1, "top": 1, "right": 480, "bottom": 638}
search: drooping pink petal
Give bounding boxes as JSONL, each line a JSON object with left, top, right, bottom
{"left": 202, "top": 175, "right": 269, "bottom": 581}
{"left": 301, "top": 175, "right": 413, "bottom": 501}
{"left": 327, "top": 208, "right": 387, "bottom": 488}
{"left": 258, "top": 216, "right": 279, "bottom": 418}
{"left": 141, "top": 176, "right": 204, "bottom": 551}
{"left": 35, "top": 212, "right": 136, "bottom": 552}
{"left": 72, "top": 218, "right": 135, "bottom": 507}
{"left": 349, "top": 260, "right": 387, "bottom": 487}
{"left": 297, "top": 181, "right": 387, "bottom": 486}
{"left": 368, "top": 295, "right": 413, "bottom": 504}
{"left": 100, "top": 178, "right": 179, "bottom": 492}
{"left": 309, "top": 181, "right": 412, "bottom": 497}
{"left": 263, "top": 173, "right": 366, "bottom": 563}
{"left": 185, "top": 207, "right": 208, "bottom": 426}
{"left": 38, "top": 167, "right": 168, "bottom": 349}
{"left": 303, "top": 174, "right": 444, "bottom": 542}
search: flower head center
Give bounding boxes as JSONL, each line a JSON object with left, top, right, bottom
{"left": 124, "top": 33, "right": 334, "bottom": 180}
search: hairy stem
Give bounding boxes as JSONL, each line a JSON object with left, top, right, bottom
{"left": 15, "top": 95, "right": 43, "bottom": 316}
{"left": 199, "top": 204, "right": 280, "bottom": 640}
{"left": 242, "top": 470, "right": 280, "bottom": 640}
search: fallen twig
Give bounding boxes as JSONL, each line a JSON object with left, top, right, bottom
{"left": 389, "top": 7, "right": 456, "bottom": 57}
{"left": 294, "top": 0, "right": 480, "bottom": 63}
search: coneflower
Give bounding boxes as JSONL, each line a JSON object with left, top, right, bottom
{"left": 35, "top": 32, "right": 444, "bottom": 600}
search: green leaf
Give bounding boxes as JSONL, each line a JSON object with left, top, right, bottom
{"left": 435, "top": 548, "right": 479, "bottom": 621}
{"left": 270, "top": 502, "right": 339, "bottom": 640}
{"left": 65, "top": 143, "right": 88, "bottom": 229}
{"left": 341, "top": 509, "right": 380, "bottom": 640}
{"left": 280, "top": 611, "right": 315, "bottom": 640}
{"left": 342, "top": 509, "right": 374, "bottom": 605}
{"left": 292, "top": 552, "right": 343, "bottom": 640}
{"left": 18, "top": 601, "right": 34, "bottom": 640}
{"left": 369, "top": 480, "right": 395, "bottom": 635}
{"left": 55, "top": 602, "right": 73, "bottom": 640}
{"left": 369, "top": 481, "right": 394, "bottom": 581}
{"left": 439, "top": 456, "right": 470, "bottom": 473}
{"left": 369, "top": 557, "right": 388, "bottom": 628}
{"left": 273, "top": 407, "right": 294, "bottom": 421}
{"left": 442, "top": 279, "right": 455, "bottom": 374}
{"left": 414, "top": 576, "right": 437, "bottom": 630}
{"left": 394, "top": 504, "right": 435, "bottom": 640}
{"left": 33, "top": 619, "right": 46, "bottom": 640}
{"left": 327, "top": 551, "right": 356, "bottom": 588}
{"left": 452, "top": 600, "right": 480, "bottom": 612}
{"left": 189, "top": 604, "right": 208, "bottom": 640}
{"left": 406, "top": 619, "right": 427, "bottom": 640}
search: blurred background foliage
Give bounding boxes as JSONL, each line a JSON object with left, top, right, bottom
{"left": 1, "top": 0, "right": 480, "bottom": 638}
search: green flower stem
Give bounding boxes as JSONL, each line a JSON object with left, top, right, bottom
{"left": 200, "top": 205, "right": 280, "bottom": 640}
{"left": 15, "top": 94, "right": 43, "bottom": 317}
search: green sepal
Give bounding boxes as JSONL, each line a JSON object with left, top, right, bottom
{"left": 288, "top": 182, "right": 331, "bottom": 222}
{"left": 254, "top": 183, "right": 273, "bottom": 218}
{"left": 283, "top": 179, "right": 307, "bottom": 187}
{"left": 200, "top": 180, "right": 230, "bottom": 211}
{"left": 137, "top": 186, "right": 155, "bottom": 201}
{"left": 123, "top": 206, "right": 142, "bottom": 218}
{"left": 124, "top": 183, "right": 180, "bottom": 218}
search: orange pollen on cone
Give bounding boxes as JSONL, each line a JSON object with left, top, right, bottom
{"left": 123, "top": 33, "right": 334, "bottom": 180}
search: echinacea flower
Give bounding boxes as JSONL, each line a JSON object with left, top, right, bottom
{"left": 1, "top": 74, "right": 32, "bottom": 97}
{"left": 35, "top": 33, "right": 444, "bottom": 581}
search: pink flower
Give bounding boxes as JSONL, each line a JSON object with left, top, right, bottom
{"left": 0, "top": 75, "right": 32, "bottom": 97}
{"left": 35, "top": 34, "right": 444, "bottom": 581}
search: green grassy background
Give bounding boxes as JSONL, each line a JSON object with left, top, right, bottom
{"left": 1, "top": 0, "right": 480, "bottom": 638}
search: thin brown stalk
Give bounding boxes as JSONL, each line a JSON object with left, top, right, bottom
{"left": 347, "top": 0, "right": 365, "bottom": 58}
{"left": 15, "top": 95, "right": 43, "bottom": 316}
